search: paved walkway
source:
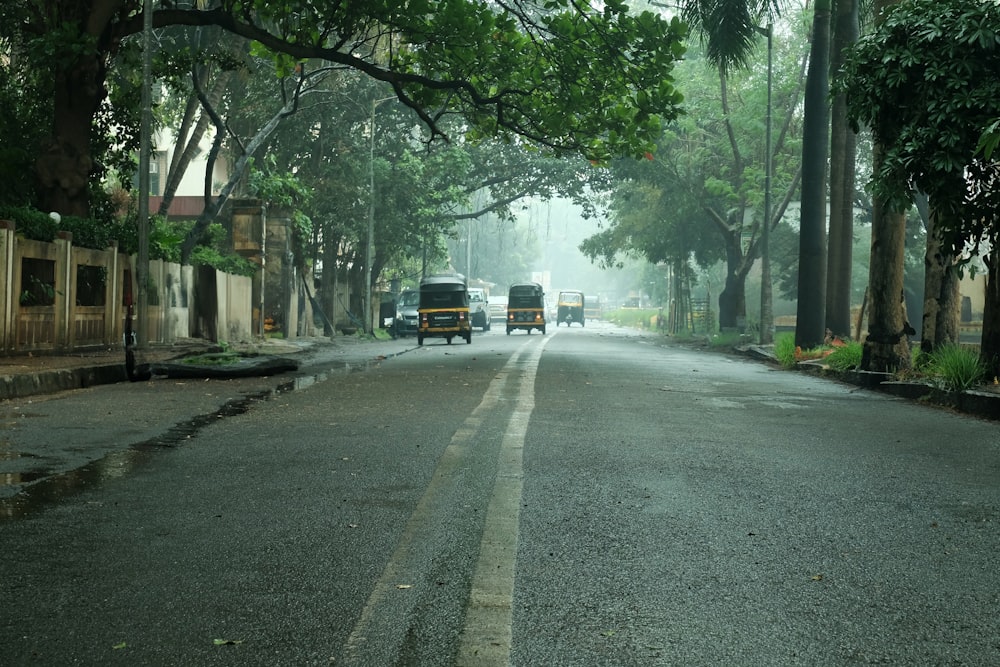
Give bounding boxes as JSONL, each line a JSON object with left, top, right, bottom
{"left": 0, "top": 335, "right": 401, "bottom": 402}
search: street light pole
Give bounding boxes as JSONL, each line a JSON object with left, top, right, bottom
{"left": 758, "top": 23, "right": 774, "bottom": 345}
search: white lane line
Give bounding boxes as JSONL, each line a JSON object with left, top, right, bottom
{"left": 340, "top": 335, "right": 550, "bottom": 665}
{"left": 456, "top": 333, "right": 552, "bottom": 666}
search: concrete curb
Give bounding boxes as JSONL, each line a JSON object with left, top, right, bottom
{"left": 0, "top": 364, "right": 128, "bottom": 401}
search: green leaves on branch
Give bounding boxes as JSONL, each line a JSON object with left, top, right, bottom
{"left": 835, "top": 0, "right": 1000, "bottom": 254}
{"left": 191, "top": 1, "right": 689, "bottom": 163}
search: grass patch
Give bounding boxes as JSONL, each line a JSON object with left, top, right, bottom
{"left": 708, "top": 331, "right": 744, "bottom": 348}
{"left": 924, "top": 344, "right": 987, "bottom": 392}
{"left": 824, "top": 340, "right": 864, "bottom": 371}
{"left": 607, "top": 308, "right": 659, "bottom": 329}
{"left": 773, "top": 332, "right": 797, "bottom": 368}
{"left": 179, "top": 352, "right": 244, "bottom": 366}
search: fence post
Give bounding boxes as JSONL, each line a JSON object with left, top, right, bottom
{"left": 105, "top": 242, "right": 120, "bottom": 348}
{"left": 54, "top": 231, "right": 73, "bottom": 351}
{"left": 0, "top": 220, "right": 14, "bottom": 353}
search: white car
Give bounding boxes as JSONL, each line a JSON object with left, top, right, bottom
{"left": 489, "top": 298, "right": 508, "bottom": 323}
{"left": 468, "top": 288, "right": 491, "bottom": 331}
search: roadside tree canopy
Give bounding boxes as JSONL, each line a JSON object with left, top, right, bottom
{"left": 4, "top": 0, "right": 688, "bottom": 222}
{"left": 836, "top": 0, "right": 1000, "bottom": 256}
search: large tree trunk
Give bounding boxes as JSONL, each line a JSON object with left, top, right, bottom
{"left": 920, "top": 207, "right": 961, "bottom": 352}
{"left": 983, "top": 246, "right": 1000, "bottom": 380}
{"left": 321, "top": 231, "right": 340, "bottom": 336}
{"left": 795, "top": 0, "right": 832, "bottom": 349}
{"left": 825, "top": 0, "right": 859, "bottom": 339}
{"left": 862, "top": 188, "right": 912, "bottom": 372}
{"left": 718, "top": 234, "right": 747, "bottom": 331}
{"left": 36, "top": 52, "right": 106, "bottom": 217}
{"left": 860, "top": 0, "right": 912, "bottom": 373}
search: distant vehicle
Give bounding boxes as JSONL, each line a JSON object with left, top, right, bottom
{"left": 468, "top": 287, "right": 491, "bottom": 331}
{"left": 584, "top": 295, "right": 602, "bottom": 321}
{"left": 489, "top": 297, "right": 508, "bottom": 322}
{"left": 391, "top": 289, "right": 420, "bottom": 338}
{"left": 506, "top": 282, "right": 546, "bottom": 335}
{"left": 418, "top": 274, "right": 472, "bottom": 345}
{"left": 557, "top": 290, "right": 585, "bottom": 327}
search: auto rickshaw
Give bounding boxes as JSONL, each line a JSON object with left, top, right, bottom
{"left": 417, "top": 274, "right": 472, "bottom": 345}
{"left": 557, "top": 290, "right": 585, "bottom": 327}
{"left": 506, "top": 282, "right": 546, "bottom": 335}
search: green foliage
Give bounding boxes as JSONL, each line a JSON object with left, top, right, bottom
{"left": 176, "top": 220, "right": 257, "bottom": 276}
{"left": 836, "top": 0, "right": 1000, "bottom": 255}
{"left": 0, "top": 65, "right": 43, "bottom": 207}
{"left": 708, "top": 331, "right": 744, "bottom": 348}
{"left": 606, "top": 308, "right": 659, "bottom": 328}
{"left": 0, "top": 205, "right": 131, "bottom": 250}
{"left": 924, "top": 344, "right": 988, "bottom": 392}
{"left": 248, "top": 157, "right": 312, "bottom": 210}
{"left": 0, "top": 205, "right": 255, "bottom": 276}
{"left": 825, "top": 340, "right": 864, "bottom": 371}
{"left": 190, "top": 246, "right": 258, "bottom": 277}
{"left": 773, "top": 332, "right": 797, "bottom": 368}
{"left": 178, "top": 352, "right": 244, "bottom": 367}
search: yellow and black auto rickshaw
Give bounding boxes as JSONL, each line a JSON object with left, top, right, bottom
{"left": 418, "top": 274, "right": 472, "bottom": 345}
{"left": 557, "top": 290, "right": 585, "bottom": 327}
{"left": 506, "top": 282, "right": 546, "bottom": 335}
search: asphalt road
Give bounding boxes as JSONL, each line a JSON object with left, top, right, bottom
{"left": 1, "top": 322, "right": 998, "bottom": 666}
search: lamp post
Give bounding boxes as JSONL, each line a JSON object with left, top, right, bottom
{"left": 364, "top": 96, "right": 395, "bottom": 335}
{"left": 757, "top": 23, "right": 774, "bottom": 345}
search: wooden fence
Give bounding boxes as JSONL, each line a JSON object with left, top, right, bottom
{"left": 0, "top": 220, "right": 253, "bottom": 356}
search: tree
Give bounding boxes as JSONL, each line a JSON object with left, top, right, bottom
{"left": 837, "top": 0, "right": 1000, "bottom": 373}
{"left": 825, "top": 0, "right": 860, "bottom": 339}
{"left": 794, "top": 0, "right": 832, "bottom": 349}
{"left": 581, "top": 32, "right": 807, "bottom": 333}
{"left": 9, "top": 0, "right": 688, "bottom": 227}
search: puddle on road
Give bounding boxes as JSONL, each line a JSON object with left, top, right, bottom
{"left": 0, "top": 357, "right": 384, "bottom": 521}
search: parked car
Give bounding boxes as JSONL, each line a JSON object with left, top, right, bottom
{"left": 468, "top": 287, "right": 491, "bottom": 331}
{"left": 392, "top": 289, "right": 420, "bottom": 338}
{"left": 489, "top": 297, "right": 508, "bottom": 323}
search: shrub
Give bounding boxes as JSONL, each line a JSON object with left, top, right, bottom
{"left": 708, "top": 331, "right": 743, "bottom": 348}
{"left": 926, "top": 344, "right": 987, "bottom": 392}
{"left": 773, "top": 332, "right": 797, "bottom": 368}
{"left": 825, "top": 340, "right": 864, "bottom": 371}
{"left": 607, "top": 308, "right": 659, "bottom": 329}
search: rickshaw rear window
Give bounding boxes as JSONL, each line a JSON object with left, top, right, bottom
{"left": 559, "top": 292, "right": 583, "bottom": 305}
{"left": 420, "top": 291, "right": 467, "bottom": 308}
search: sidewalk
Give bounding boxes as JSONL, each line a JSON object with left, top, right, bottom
{"left": 0, "top": 335, "right": 400, "bottom": 402}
